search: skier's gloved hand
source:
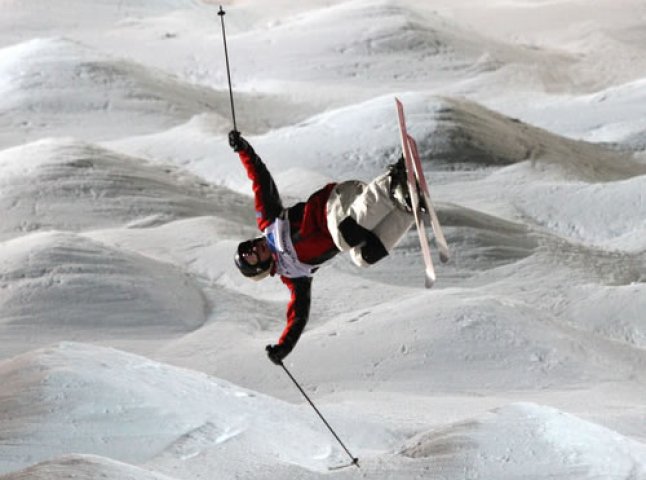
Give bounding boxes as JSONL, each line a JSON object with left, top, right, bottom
{"left": 265, "top": 343, "right": 292, "bottom": 365}
{"left": 228, "top": 130, "right": 249, "bottom": 153}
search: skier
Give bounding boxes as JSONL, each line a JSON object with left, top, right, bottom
{"left": 229, "top": 130, "right": 419, "bottom": 364}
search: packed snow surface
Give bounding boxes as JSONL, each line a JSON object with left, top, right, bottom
{"left": 0, "top": 1, "right": 645, "bottom": 479}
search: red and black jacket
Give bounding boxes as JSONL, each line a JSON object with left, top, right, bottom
{"left": 237, "top": 143, "right": 339, "bottom": 354}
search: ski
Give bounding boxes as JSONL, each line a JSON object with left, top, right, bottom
{"left": 407, "top": 133, "right": 450, "bottom": 264}
{"left": 395, "top": 98, "right": 436, "bottom": 287}
{"left": 395, "top": 98, "right": 450, "bottom": 288}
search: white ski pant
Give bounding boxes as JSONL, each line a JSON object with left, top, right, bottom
{"left": 326, "top": 172, "right": 414, "bottom": 267}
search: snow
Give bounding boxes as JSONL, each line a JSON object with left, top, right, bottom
{"left": 0, "top": 137, "right": 253, "bottom": 241}
{"left": 0, "top": 343, "right": 387, "bottom": 475}
{"left": 1, "top": 1, "right": 646, "bottom": 479}
{"left": 400, "top": 402, "right": 646, "bottom": 479}
{"left": 0, "top": 232, "right": 208, "bottom": 357}
{"left": 1, "top": 454, "right": 179, "bottom": 480}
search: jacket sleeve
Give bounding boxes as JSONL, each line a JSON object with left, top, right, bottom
{"left": 238, "top": 145, "right": 283, "bottom": 231}
{"left": 278, "top": 276, "right": 312, "bottom": 354}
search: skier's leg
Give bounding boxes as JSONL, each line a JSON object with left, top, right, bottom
{"left": 347, "top": 205, "right": 413, "bottom": 268}
{"left": 326, "top": 167, "right": 412, "bottom": 261}
{"left": 345, "top": 172, "right": 396, "bottom": 231}
{"left": 326, "top": 180, "right": 366, "bottom": 251}
{"left": 371, "top": 207, "right": 414, "bottom": 252}
{"left": 338, "top": 217, "right": 388, "bottom": 267}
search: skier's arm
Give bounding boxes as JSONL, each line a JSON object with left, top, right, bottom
{"left": 279, "top": 276, "right": 312, "bottom": 348}
{"left": 266, "top": 276, "right": 312, "bottom": 364}
{"left": 229, "top": 131, "right": 283, "bottom": 231}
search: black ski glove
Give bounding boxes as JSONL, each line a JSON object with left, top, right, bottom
{"left": 228, "top": 130, "right": 250, "bottom": 153}
{"left": 266, "top": 343, "right": 292, "bottom": 365}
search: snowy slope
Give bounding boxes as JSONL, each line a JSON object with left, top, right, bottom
{"left": 401, "top": 403, "right": 646, "bottom": 479}
{"left": 0, "top": 455, "right": 179, "bottom": 480}
{"left": 514, "top": 175, "right": 646, "bottom": 246}
{"left": 560, "top": 283, "right": 646, "bottom": 349}
{"left": 0, "top": 138, "right": 252, "bottom": 241}
{"left": 0, "top": 37, "right": 222, "bottom": 147}
{"left": 0, "top": 232, "right": 206, "bottom": 345}
{"left": 0, "top": 37, "right": 318, "bottom": 149}
{"left": 0, "top": 343, "right": 391, "bottom": 475}
{"left": 1, "top": 1, "right": 646, "bottom": 479}
{"left": 482, "top": 76, "right": 646, "bottom": 148}
{"left": 108, "top": 92, "right": 645, "bottom": 200}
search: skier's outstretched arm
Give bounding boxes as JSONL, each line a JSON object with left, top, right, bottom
{"left": 229, "top": 130, "right": 283, "bottom": 231}
{"left": 266, "top": 276, "right": 312, "bottom": 364}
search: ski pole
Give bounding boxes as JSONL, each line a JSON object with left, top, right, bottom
{"left": 279, "top": 362, "right": 360, "bottom": 469}
{"left": 217, "top": 5, "right": 237, "bottom": 131}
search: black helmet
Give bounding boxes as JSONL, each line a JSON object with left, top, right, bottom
{"left": 234, "top": 237, "right": 272, "bottom": 280}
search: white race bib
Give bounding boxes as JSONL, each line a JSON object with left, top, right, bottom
{"left": 264, "top": 214, "right": 317, "bottom": 278}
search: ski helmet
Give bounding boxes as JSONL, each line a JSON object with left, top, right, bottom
{"left": 234, "top": 237, "right": 272, "bottom": 280}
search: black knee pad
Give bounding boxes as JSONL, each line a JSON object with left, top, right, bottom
{"left": 338, "top": 217, "right": 368, "bottom": 248}
{"left": 361, "top": 234, "right": 389, "bottom": 265}
{"left": 338, "top": 217, "right": 389, "bottom": 264}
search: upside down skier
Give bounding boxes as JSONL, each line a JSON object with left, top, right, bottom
{"left": 229, "top": 130, "right": 421, "bottom": 365}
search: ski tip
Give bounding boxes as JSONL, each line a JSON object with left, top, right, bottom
{"left": 424, "top": 273, "right": 436, "bottom": 289}
{"left": 440, "top": 252, "right": 450, "bottom": 264}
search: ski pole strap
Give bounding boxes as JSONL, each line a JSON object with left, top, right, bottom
{"left": 280, "top": 363, "right": 360, "bottom": 468}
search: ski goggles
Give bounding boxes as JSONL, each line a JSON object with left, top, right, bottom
{"left": 238, "top": 237, "right": 264, "bottom": 266}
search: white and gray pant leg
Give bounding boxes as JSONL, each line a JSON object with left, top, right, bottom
{"left": 326, "top": 172, "right": 414, "bottom": 267}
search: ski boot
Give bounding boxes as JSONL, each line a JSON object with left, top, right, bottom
{"left": 388, "top": 155, "right": 427, "bottom": 214}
